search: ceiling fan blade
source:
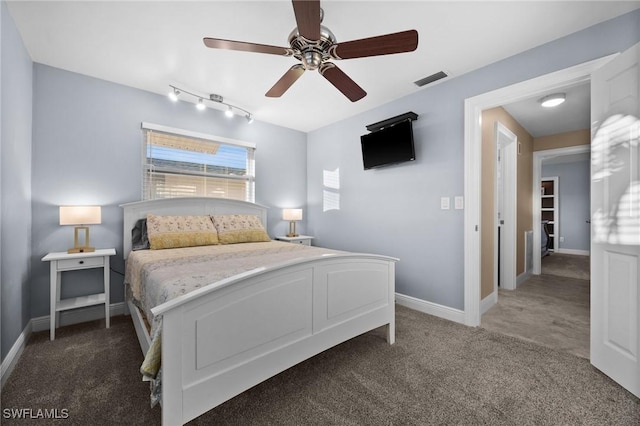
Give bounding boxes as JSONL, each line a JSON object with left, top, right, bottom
{"left": 292, "top": 0, "right": 321, "bottom": 40}
{"left": 203, "top": 38, "right": 292, "bottom": 56}
{"left": 319, "top": 63, "right": 366, "bottom": 102}
{"left": 328, "top": 29, "right": 418, "bottom": 60}
{"left": 265, "top": 65, "right": 305, "bottom": 97}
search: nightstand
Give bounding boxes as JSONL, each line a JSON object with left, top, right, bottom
{"left": 276, "top": 235, "right": 314, "bottom": 246}
{"left": 42, "top": 248, "right": 116, "bottom": 340}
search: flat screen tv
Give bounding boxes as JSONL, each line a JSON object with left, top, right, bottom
{"left": 360, "top": 119, "right": 415, "bottom": 170}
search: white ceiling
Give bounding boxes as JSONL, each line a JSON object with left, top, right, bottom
{"left": 503, "top": 82, "right": 591, "bottom": 138}
{"left": 7, "top": 1, "right": 639, "bottom": 132}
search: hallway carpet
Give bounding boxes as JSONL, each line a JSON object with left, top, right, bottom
{"left": 481, "top": 273, "right": 590, "bottom": 358}
{"left": 542, "top": 252, "right": 590, "bottom": 280}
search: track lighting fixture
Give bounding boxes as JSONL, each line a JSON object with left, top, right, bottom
{"left": 167, "top": 85, "right": 253, "bottom": 123}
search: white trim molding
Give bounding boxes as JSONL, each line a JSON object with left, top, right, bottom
{"left": 557, "top": 248, "right": 590, "bottom": 256}
{"left": 2, "top": 302, "right": 126, "bottom": 387}
{"left": 463, "top": 54, "right": 615, "bottom": 327}
{"left": 480, "top": 292, "right": 498, "bottom": 315}
{"left": 1, "top": 322, "right": 32, "bottom": 388}
{"left": 517, "top": 270, "right": 533, "bottom": 287}
{"left": 395, "top": 293, "right": 466, "bottom": 325}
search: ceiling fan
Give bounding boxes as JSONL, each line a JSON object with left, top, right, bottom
{"left": 203, "top": 0, "right": 418, "bottom": 102}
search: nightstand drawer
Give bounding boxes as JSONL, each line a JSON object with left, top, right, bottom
{"left": 276, "top": 235, "right": 314, "bottom": 246}
{"left": 57, "top": 256, "right": 104, "bottom": 270}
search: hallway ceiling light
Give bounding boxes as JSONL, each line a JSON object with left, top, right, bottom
{"left": 539, "top": 93, "right": 566, "bottom": 108}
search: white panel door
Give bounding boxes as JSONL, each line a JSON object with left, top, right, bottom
{"left": 590, "top": 42, "right": 640, "bottom": 398}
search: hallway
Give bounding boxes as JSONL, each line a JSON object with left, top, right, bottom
{"left": 481, "top": 253, "right": 590, "bottom": 358}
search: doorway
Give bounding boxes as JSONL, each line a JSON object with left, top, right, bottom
{"left": 463, "top": 54, "right": 613, "bottom": 327}
{"left": 465, "top": 45, "right": 640, "bottom": 399}
{"left": 484, "top": 143, "right": 592, "bottom": 359}
{"left": 533, "top": 145, "right": 591, "bottom": 274}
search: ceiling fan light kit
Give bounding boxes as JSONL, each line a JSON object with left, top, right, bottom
{"left": 168, "top": 85, "right": 253, "bottom": 123}
{"left": 203, "top": 0, "right": 419, "bottom": 102}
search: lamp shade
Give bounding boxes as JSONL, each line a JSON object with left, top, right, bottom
{"left": 282, "top": 208, "right": 303, "bottom": 221}
{"left": 59, "top": 206, "right": 102, "bottom": 225}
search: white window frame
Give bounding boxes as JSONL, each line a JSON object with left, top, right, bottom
{"left": 141, "top": 122, "right": 256, "bottom": 202}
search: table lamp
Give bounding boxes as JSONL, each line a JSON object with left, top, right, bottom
{"left": 283, "top": 208, "right": 302, "bottom": 237}
{"left": 59, "top": 205, "right": 102, "bottom": 253}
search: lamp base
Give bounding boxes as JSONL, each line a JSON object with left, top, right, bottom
{"left": 68, "top": 226, "right": 95, "bottom": 253}
{"left": 287, "top": 221, "right": 298, "bottom": 238}
{"left": 68, "top": 246, "right": 95, "bottom": 254}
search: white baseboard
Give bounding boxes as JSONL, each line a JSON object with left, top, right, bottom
{"left": 32, "top": 302, "right": 126, "bottom": 332}
{"left": 480, "top": 292, "right": 497, "bottom": 315}
{"left": 1, "top": 322, "right": 32, "bottom": 388}
{"left": 517, "top": 270, "right": 533, "bottom": 287}
{"left": 395, "top": 293, "right": 466, "bottom": 325}
{"left": 556, "top": 248, "right": 590, "bottom": 256}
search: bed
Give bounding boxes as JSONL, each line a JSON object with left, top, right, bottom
{"left": 121, "top": 197, "right": 397, "bottom": 425}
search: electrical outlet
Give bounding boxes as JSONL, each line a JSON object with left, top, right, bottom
{"left": 559, "top": 236, "right": 565, "bottom": 243}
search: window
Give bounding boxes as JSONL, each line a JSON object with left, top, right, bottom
{"left": 142, "top": 123, "right": 256, "bottom": 202}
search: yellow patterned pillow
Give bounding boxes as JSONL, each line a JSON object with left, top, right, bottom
{"left": 146, "top": 214, "right": 219, "bottom": 250}
{"left": 211, "top": 214, "right": 270, "bottom": 244}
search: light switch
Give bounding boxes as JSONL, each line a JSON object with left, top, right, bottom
{"left": 441, "top": 197, "right": 450, "bottom": 210}
{"left": 455, "top": 196, "right": 464, "bottom": 210}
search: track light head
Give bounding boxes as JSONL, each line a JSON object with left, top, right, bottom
{"left": 245, "top": 114, "right": 254, "bottom": 124}
{"left": 168, "top": 88, "right": 180, "bottom": 102}
{"left": 225, "top": 106, "right": 234, "bottom": 118}
{"left": 196, "top": 98, "right": 206, "bottom": 110}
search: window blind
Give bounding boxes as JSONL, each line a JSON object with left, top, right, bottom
{"left": 142, "top": 124, "right": 255, "bottom": 202}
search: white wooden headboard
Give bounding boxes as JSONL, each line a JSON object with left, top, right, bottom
{"left": 120, "top": 197, "right": 269, "bottom": 259}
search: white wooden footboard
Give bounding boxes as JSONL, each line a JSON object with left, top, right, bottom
{"left": 155, "top": 255, "right": 396, "bottom": 425}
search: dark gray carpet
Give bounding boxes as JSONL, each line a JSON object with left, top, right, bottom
{"left": 2, "top": 306, "right": 638, "bottom": 425}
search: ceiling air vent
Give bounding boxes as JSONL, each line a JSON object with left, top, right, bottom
{"left": 414, "top": 71, "right": 448, "bottom": 87}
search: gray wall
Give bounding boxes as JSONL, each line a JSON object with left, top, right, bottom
{"left": 1, "top": 1, "right": 33, "bottom": 360}
{"left": 3, "top": 4, "right": 640, "bottom": 361}
{"left": 542, "top": 160, "right": 591, "bottom": 252}
{"left": 307, "top": 9, "right": 640, "bottom": 310}
{"left": 30, "top": 64, "right": 307, "bottom": 318}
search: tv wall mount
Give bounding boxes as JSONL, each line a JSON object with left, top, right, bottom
{"left": 366, "top": 112, "right": 418, "bottom": 132}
